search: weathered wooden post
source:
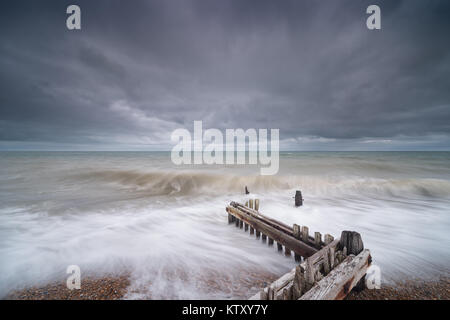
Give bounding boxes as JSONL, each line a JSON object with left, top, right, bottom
{"left": 293, "top": 265, "right": 306, "bottom": 299}
{"left": 293, "top": 224, "right": 302, "bottom": 262}
{"left": 267, "top": 285, "right": 276, "bottom": 300}
{"left": 340, "top": 230, "right": 365, "bottom": 291}
{"left": 314, "top": 232, "right": 322, "bottom": 247}
{"left": 324, "top": 234, "right": 334, "bottom": 245}
{"left": 329, "top": 246, "right": 335, "bottom": 270}
{"left": 282, "top": 287, "right": 291, "bottom": 300}
{"left": 249, "top": 199, "right": 254, "bottom": 209}
{"left": 295, "top": 190, "right": 303, "bottom": 207}
{"left": 254, "top": 199, "right": 259, "bottom": 211}
{"left": 305, "top": 257, "right": 315, "bottom": 291}
{"left": 245, "top": 186, "right": 250, "bottom": 194}
{"left": 340, "top": 231, "right": 364, "bottom": 255}
{"left": 301, "top": 226, "right": 309, "bottom": 242}
{"left": 323, "top": 247, "right": 331, "bottom": 275}
{"left": 277, "top": 242, "right": 283, "bottom": 252}
{"left": 285, "top": 247, "right": 291, "bottom": 257}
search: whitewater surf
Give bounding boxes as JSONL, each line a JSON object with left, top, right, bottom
{"left": 0, "top": 151, "right": 449, "bottom": 298}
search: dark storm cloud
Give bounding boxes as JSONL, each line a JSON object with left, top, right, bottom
{"left": 0, "top": 0, "right": 449, "bottom": 150}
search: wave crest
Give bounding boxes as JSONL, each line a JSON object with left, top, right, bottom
{"left": 70, "top": 169, "right": 450, "bottom": 199}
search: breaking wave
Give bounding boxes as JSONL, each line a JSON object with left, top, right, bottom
{"left": 71, "top": 169, "right": 450, "bottom": 199}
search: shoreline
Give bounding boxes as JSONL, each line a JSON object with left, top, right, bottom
{"left": 346, "top": 276, "right": 449, "bottom": 300}
{"left": 5, "top": 275, "right": 130, "bottom": 300}
{"left": 4, "top": 275, "right": 449, "bottom": 300}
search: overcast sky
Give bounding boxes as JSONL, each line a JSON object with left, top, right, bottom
{"left": 1, "top": 0, "right": 449, "bottom": 151}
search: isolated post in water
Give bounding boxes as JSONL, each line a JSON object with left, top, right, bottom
{"left": 295, "top": 190, "right": 303, "bottom": 207}
{"left": 245, "top": 186, "right": 250, "bottom": 194}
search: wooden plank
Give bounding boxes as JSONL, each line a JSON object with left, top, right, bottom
{"left": 232, "top": 203, "right": 295, "bottom": 235}
{"left": 234, "top": 202, "right": 318, "bottom": 246}
{"left": 299, "top": 249, "right": 371, "bottom": 300}
{"left": 227, "top": 206, "right": 318, "bottom": 257}
{"left": 265, "top": 268, "right": 296, "bottom": 292}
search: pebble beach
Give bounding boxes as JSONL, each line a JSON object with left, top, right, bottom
{"left": 5, "top": 275, "right": 449, "bottom": 300}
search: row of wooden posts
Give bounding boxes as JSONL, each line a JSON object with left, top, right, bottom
{"left": 226, "top": 200, "right": 371, "bottom": 300}
{"left": 228, "top": 199, "right": 335, "bottom": 262}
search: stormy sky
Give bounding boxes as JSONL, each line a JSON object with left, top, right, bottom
{"left": 1, "top": 0, "right": 449, "bottom": 151}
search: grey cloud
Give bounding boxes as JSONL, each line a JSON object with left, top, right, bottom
{"left": 0, "top": 0, "right": 449, "bottom": 150}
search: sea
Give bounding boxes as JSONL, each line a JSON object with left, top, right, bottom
{"left": 0, "top": 151, "right": 449, "bottom": 298}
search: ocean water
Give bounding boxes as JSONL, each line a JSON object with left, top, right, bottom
{"left": 0, "top": 151, "right": 449, "bottom": 298}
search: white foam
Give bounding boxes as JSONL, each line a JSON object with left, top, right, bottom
{"left": 0, "top": 152, "right": 449, "bottom": 298}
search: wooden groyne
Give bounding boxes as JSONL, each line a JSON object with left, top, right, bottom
{"left": 226, "top": 200, "right": 372, "bottom": 300}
